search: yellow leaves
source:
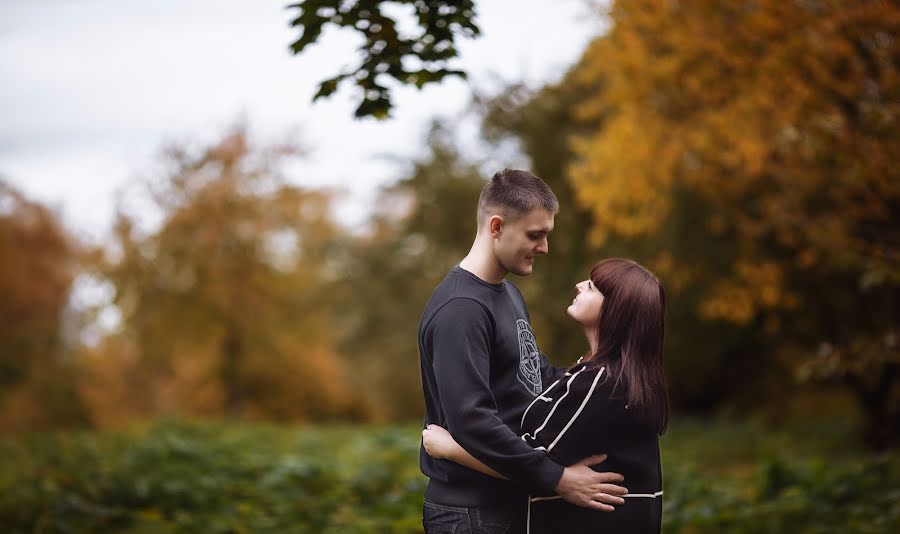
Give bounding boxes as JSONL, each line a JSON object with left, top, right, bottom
{"left": 795, "top": 248, "right": 819, "bottom": 270}
{"left": 652, "top": 249, "right": 673, "bottom": 274}
{"left": 165, "top": 340, "right": 225, "bottom": 416}
{"left": 737, "top": 262, "right": 782, "bottom": 301}
{"left": 73, "top": 127, "right": 370, "bottom": 424}
{"left": 566, "top": 0, "right": 900, "bottom": 328}
{"left": 701, "top": 261, "right": 790, "bottom": 324}
{"left": 239, "top": 329, "right": 365, "bottom": 421}
{"left": 77, "top": 317, "right": 365, "bottom": 425}
{"left": 650, "top": 250, "right": 695, "bottom": 294}
{"left": 706, "top": 213, "right": 728, "bottom": 235}
{"left": 0, "top": 181, "right": 86, "bottom": 431}
{"left": 569, "top": 108, "right": 675, "bottom": 244}
{"left": 206, "top": 132, "right": 249, "bottom": 167}
{"left": 77, "top": 340, "right": 152, "bottom": 428}
{"left": 700, "top": 283, "right": 756, "bottom": 325}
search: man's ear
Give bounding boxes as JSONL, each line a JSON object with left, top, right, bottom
{"left": 489, "top": 215, "right": 504, "bottom": 238}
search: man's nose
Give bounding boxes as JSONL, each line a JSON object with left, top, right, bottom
{"left": 536, "top": 238, "right": 549, "bottom": 255}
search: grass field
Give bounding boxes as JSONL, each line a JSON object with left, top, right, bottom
{"left": 1, "top": 418, "right": 897, "bottom": 533}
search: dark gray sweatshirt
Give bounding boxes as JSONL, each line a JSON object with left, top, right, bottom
{"left": 418, "top": 265, "right": 565, "bottom": 506}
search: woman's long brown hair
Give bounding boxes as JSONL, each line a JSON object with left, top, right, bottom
{"left": 585, "top": 258, "right": 669, "bottom": 434}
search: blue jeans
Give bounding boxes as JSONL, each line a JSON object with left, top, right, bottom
{"left": 422, "top": 499, "right": 524, "bottom": 534}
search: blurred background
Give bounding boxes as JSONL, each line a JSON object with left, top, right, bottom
{"left": 1, "top": 0, "right": 898, "bottom": 532}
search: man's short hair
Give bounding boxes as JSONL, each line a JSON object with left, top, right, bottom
{"left": 477, "top": 169, "right": 559, "bottom": 226}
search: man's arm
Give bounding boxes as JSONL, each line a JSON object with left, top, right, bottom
{"left": 422, "top": 424, "right": 505, "bottom": 479}
{"left": 422, "top": 423, "right": 627, "bottom": 511}
{"left": 428, "top": 299, "right": 627, "bottom": 510}
{"left": 539, "top": 350, "right": 569, "bottom": 384}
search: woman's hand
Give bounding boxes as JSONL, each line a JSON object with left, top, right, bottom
{"left": 422, "top": 424, "right": 457, "bottom": 460}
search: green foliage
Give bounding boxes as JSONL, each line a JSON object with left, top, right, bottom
{"left": 287, "top": 0, "right": 479, "bottom": 118}
{"left": 659, "top": 419, "right": 900, "bottom": 532}
{"left": 1, "top": 419, "right": 897, "bottom": 533}
{"left": 0, "top": 421, "right": 425, "bottom": 533}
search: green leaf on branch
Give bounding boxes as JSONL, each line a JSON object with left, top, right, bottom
{"left": 286, "top": 0, "right": 480, "bottom": 119}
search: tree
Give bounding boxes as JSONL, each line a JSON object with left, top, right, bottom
{"left": 478, "top": 70, "right": 771, "bottom": 414}
{"left": 0, "top": 180, "right": 88, "bottom": 430}
{"left": 567, "top": 0, "right": 900, "bottom": 446}
{"left": 92, "top": 126, "right": 363, "bottom": 421}
{"left": 287, "top": 0, "right": 479, "bottom": 118}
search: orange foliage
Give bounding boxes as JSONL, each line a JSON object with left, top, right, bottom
{"left": 0, "top": 181, "right": 86, "bottom": 431}
{"left": 86, "top": 126, "right": 365, "bottom": 423}
{"left": 569, "top": 0, "right": 900, "bottom": 322}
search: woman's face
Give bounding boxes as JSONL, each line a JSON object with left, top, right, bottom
{"left": 567, "top": 279, "right": 604, "bottom": 328}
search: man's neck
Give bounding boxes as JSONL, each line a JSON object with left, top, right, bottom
{"left": 459, "top": 241, "right": 507, "bottom": 284}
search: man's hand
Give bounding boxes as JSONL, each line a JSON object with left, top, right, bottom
{"left": 422, "top": 424, "right": 457, "bottom": 460}
{"left": 554, "top": 454, "right": 627, "bottom": 512}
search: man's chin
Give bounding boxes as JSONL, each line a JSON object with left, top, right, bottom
{"left": 511, "top": 264, "right": 534, "bottom": 277}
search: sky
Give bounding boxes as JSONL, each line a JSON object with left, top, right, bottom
{"left": 0, "top": 0, "right": 605, "bottom": 242}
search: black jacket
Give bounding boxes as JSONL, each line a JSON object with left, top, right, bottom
{"left": 523, "top": 361, "right": 663, "bottom": 533}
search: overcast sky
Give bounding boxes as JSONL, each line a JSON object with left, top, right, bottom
{"left": 1, "top": 0, "right": 604, "bottom": 241}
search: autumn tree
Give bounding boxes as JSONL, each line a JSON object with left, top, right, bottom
{"left": 284, "top": 0, "right": 900, "bottom": 442}
{"left": 567, "top": 0, "right": 900, "bottom": 446}
{"left": 477, "top": 70, "right": 773, "bottom": 413}
{"left": 0, "top": 180, "right": 88, "bottom": 430}
{"left": 89, "top": 127, "right": 364, "bottom": 422}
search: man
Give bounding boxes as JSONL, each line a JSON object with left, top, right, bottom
{"left": 418, "top": 169, "right": 628, "bottom": 533}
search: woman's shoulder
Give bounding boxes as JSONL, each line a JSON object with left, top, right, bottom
{"left": 544, "top": 361, "right": 620, "bottom": 410}
{"left": 565, "top": 361, "right": 632, "bottom": 409}
{"left": 565, "top": 359, "right": 612, "bottom": 385}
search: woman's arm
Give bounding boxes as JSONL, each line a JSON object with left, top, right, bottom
{"left": 421, "top": 424, "right": 507, "bottom": 480}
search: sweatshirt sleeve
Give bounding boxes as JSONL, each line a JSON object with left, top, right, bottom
{"left": 539, "top": 351, "right": 568, "bottom": 385}
{"left": 428, "top": 298, "right": 564, "bottom": 494}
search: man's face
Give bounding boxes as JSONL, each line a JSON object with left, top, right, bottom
{"left": 492, "top": 208, "right": 555, "bottom": 276}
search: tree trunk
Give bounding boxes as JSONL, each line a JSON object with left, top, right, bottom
{"left": 847, "top": 362, "right": 900, "bottom": 450}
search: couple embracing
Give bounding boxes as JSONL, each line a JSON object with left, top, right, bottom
{"left": 418, "top": 169, "right": 668, "bottom": 533}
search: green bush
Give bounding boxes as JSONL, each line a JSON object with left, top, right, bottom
{"left": 1, "top": 418, "right": 896, "bottom": 533}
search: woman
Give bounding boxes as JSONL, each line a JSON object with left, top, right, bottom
{"left": 422, "top": 258, "right": 668, "bottom": 533}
